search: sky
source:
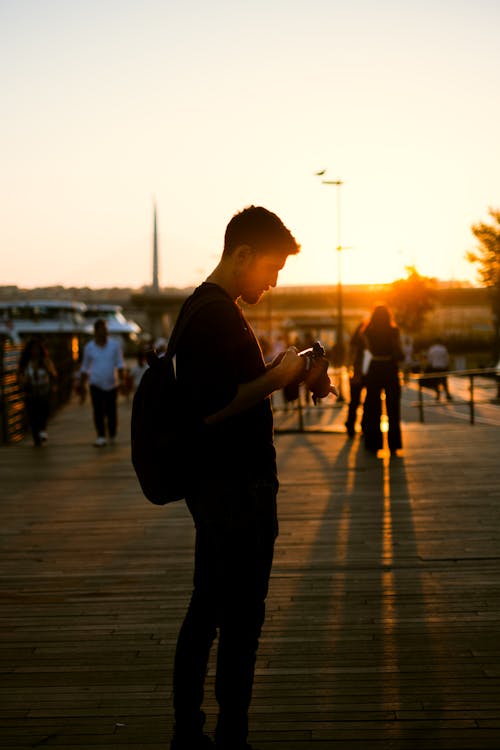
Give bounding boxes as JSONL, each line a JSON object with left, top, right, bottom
{"left": 2, "top": 0, "right": 500, "bottom": 290}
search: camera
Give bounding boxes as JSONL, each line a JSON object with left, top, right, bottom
{"left": 298, "top": 340, "right": 326, "bottom": 370}
{"left": 298, "top": 340, "right": 336, "bottom": 402}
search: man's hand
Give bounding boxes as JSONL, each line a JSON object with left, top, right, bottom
{"left": 118, "top": 369, "right": 128, "bottom": 396}
{"left": 77, "top": 382, "right": 86, "bottom": 404}
{"left": 303, "top": 356, "right": 336, "bottom": 401}
{"left": 273, "top": 347, "right": 305, "bottom": 388}
{"left": 78, "top": 373, "right": 88, "bottom": 404}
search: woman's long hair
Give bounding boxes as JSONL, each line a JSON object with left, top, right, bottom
{"left": 367, "top": 304, "right": 395, "bottom": 330}
{"left": 363, "top": 304, "right": 398, "bottom": 354}
{"left": 19, "top": 337, "right": 51, "bottom": 372}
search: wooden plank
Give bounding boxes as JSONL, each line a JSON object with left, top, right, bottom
{"left": 1, "top": 395, "right": 500, "bottom": 748}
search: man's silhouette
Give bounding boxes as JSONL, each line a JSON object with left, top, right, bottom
{"left": 169, "top": 206, "right": 312, "bottom": 750}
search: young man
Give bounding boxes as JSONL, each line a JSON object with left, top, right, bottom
{"left": 170, "top": 206, "right": 329, "bottom": 750}
{"left": 79, "top": 319, "right": 125, "bottom": 446}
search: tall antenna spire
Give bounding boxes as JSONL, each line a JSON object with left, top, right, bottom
{"left": 152, "top": 200, "right": 159, "bottom": 292}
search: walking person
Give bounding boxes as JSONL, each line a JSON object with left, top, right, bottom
{"left": 362, "top": 304, "right": 404, "bottom": 455}
{"left": 426, "top": 338, "right": 453, "bottom": 400}
{"left": 18, "top": 337, "right": 57, "bottom": 446}
{"left": 79, "top": 319, "right": 125, "bottom": 446}
{"left": 169, "top": 206, "right": 332, "bottom": 750}
{"left": 129, "top": 348, "right": 149, "bottom": 392}
{"left": 345, "top": 321, "right": 366, "bottom": 437}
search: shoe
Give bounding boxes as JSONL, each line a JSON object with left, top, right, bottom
{"left": 39, "top": 431, "right": 48, "bottom": 442}
{"left": 109, "top": 436, "right": 117, "bottom": 445}
{"left": 170, "top": 734, "right": 215, "bottom": 750}
{"left": 344, "top": 421, "right": 355, "bottom": 437}
{"left": 94, "top": 436, "right": 107, "bottom": 447}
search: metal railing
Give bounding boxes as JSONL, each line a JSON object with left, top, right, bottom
{"left": 273, "top": 366, "right": 500, "bottom": 433}
{"left": 409, "top": 367, "right": 499, "bottom": 424}
{"left": 273, "top": 367, "right": 348, "bottom": 434}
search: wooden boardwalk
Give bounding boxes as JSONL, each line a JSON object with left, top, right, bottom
{"left": 1, "top": 389, "right": 500, "bottom": 750}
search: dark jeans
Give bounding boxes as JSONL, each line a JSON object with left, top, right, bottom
{"left": 90, "top": 385, "right": 118, "bottom": 438}
{"left": 173, "top": 477, "right": 278, "bottom": 743}
{"left": 25, "top": 395, "right": 50, "bottom": 444}
{"left": 363, "top": 362, "right": 402, "bottom": 452}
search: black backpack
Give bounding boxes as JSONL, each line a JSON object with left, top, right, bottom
{"left": 130, "top": 287, "right": 222, "bottom": 505}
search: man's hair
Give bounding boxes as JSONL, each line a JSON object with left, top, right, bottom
{"left": 223, "top": 205, "right": 300, "bottom": 258}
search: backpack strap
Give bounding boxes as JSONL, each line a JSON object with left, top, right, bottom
{"left": 165, "top": 285, "right": 228, "bottom": 361}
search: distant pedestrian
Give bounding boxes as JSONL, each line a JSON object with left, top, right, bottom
{"left": 18, "top": 337, "right": 57, "bottom": 447}
{"left": 345, "top": 321, "right": 366, "bottom": 437}
{"left": 426, "top": 339, "right": 452, "bottom": 400}
{"left": 401, "top": 333, "right": 414, "bottom": 383}
{"left": 362, "top": 304, "right": 404, "bottom": 455}
{"left": 154, "top": 337, "right": 169, "bottom": 357}
{"left": 129, "top": 349, "right": 149, "bottom": 392}
{"left": 79, "top": 319, "right": 125, "bottom": 446}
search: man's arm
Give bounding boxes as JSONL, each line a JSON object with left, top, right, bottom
{"left": 113, "top": 341, "right": 126, "bottom": 391}
{"left": 78, "top": 343, "right": 91, "bottom": 402}
{"left": 204, "top": 348, "right": 303, "bottom": 426}
{"left": 78, "top": 370, "right": 89, "bottom": 403}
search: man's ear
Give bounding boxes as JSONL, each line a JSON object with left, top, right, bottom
{"left": 233, "top": 244, "right": 254, "bottom": 267}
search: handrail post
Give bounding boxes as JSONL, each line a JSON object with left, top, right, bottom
{"left": 469, "top": 374, "right": 475, "bottom": 425}
{"left": 418, "top": 380, "right": 425, "bottom": 423}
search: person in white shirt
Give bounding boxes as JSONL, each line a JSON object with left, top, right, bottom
{"left": 80, "top": 319, "right": 125, "bottom": 446}
{"left": 426, "top": 339, "right": 452, "bottom": 401}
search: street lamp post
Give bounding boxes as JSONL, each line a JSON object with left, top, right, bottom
{"left": 318, "top": 174, "right": 347, "bottom": 401}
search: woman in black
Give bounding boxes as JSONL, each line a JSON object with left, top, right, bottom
{"left": 18, "top": 337, "right": 57, "bottom": 446}
{"left": 362, "top": 304, "right": 403, "bottom": 454}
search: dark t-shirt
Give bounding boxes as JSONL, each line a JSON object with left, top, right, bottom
{"left": 175, "top": 282, "right": 277, "bottom": 483}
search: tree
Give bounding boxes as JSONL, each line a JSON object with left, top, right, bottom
{"left": 467, "top": 208, "right": 500, "bottom": 360}
{"left": 388, "top": 266, "right": 435, "bottom": 333}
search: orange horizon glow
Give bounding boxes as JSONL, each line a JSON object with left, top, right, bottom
{"left": 2, "top": 2, "right": 499, "bottom": 290}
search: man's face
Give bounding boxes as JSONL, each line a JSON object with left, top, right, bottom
{"left": 94, "top": 321, "right": 108, "bottom": 345}
{"left": 239, "top": 249, "right": 288, "bottom": 305}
